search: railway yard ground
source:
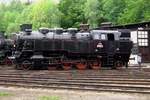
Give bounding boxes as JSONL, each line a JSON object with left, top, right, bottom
{"left": 0, "top": 64, "right": 150, "bottom": 100}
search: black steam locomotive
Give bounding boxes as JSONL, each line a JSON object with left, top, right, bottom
{"left": 0, "top": 32, "right": 13, "bottom": 65}
{"left": 12, "top": 24, "right": 132, "bottom": 70}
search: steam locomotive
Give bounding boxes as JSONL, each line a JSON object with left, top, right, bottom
{"left": 12, "top": 24, "right": 133, "bottom": 70}
{"left": 0, "top": 32, "right": 13, "bottom": 65}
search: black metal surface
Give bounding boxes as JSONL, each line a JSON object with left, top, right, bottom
{"left": 13, "top": 28, "right": 133, "bottom": 68}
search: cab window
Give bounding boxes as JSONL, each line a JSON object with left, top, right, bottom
{"left": 101, "top": 34, "right": 106, "bottom": 40}
{"left": 107, "top": 34, "right": 114, "bottom": 41}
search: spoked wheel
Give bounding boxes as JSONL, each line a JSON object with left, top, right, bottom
{"left": 91, "top": 62, "right": 101, "bottom": 70}
{"left": 63, "top": 63, "right": 72, "bottom": 70}
{"left": 21, "top": 60, "right": 32, "bottom": 70}
{"left": 115, "top": 61, "right": 123, "bottom": 70}
{"left": 76, "top": 62, "right": 87, "bottom": 70}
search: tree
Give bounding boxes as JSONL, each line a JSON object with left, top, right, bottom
{"left": 0, "top": 0, "right": 61, "bottom": 34}
{"left": 0, "top": 3, "right": 6, "bottom": 31}
{"left": 117, "top": 0, "right": 150, "bottom": 24}
{"left": 102, "top": 0, "right": 126, "bottom": 24}
{"left": 84, "top": 0, "right": 104, "bottom": 28}
{"left": 28, "top": 0, "right": 61, "bottom": 29}
{"left": 0, "top": 0, "right": 25, "bottom": 35}
{"left": 142, "top": 0, "right": 150, "bottom": 21}
{"left": 6, "top": 23, "right": 19, "bottom": 36}
{"left": 58, "top": 0, "right": 86, "bottom": 28}
{"left": 0, "top": 0, "right": 150, "bottom": 35}
{"left": 15, "top": 5, "right": 33, "bottom": 24}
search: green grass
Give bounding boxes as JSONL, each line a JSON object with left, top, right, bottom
{"left": 37, "top": 95, "right": 60, "bottom": 100}
{"left": 0, "top": 92, "right": 13, "bottom": 97}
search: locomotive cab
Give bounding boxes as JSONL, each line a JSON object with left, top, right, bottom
{"left": 91, "top": 30, "right": 132, "bottom": 68}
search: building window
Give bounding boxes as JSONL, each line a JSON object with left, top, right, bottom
{"left": 138, "top": 31, "right": 148, "bottom": 38}
{"left": 138, "top": 31, "right": 148, "bottom": 47}
{"left": 138, "top": 39, "right": 148, "bottom": 46}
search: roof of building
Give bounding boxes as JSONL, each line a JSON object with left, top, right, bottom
{"left": 98, "top": 21, "right": 150, "bottom": 30}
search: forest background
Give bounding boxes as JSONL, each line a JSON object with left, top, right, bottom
{"left": 0, "top": 0, "right": 149, "bottom": 35}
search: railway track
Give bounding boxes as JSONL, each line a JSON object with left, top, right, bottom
{"left": 0, "top": 68, "right": 150, "bottom": 93}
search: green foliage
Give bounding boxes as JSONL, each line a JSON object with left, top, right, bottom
{"left": 118, "top": 0, "right": 150, "bottom": 24}
{"left": 0, "top": 0, "right": 61, "bottom": 35}
{"left": 58, "top": 0, "right": 86, "bottom": 28}
{"left": 28, "top": 0, "right": 61, "bottom": 29}
{"left": 0, "top": 0, "right": 150, "bottom": 35}
{"left": 0, "top": 3, "right": 6, "bottom": 31}
{"left": 0, "top": 0, "right": 25, "bottom": 35}
{"left": 0, "top": 92, "right": 13, "bottom": 97}
{"left": 84, "top": 0, "right": 102, "bottom": 28}
{"left": 37, "top": 95, "right": 60, "bottom": 100}
{"left": 102, "top": 0, "right": 126, "bottom": 24}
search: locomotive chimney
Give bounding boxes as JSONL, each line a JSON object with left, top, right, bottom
{"left": 20, "top": 24, "right": 32, "bottom": 32}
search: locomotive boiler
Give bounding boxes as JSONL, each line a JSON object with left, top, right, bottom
{"left": 12, "top": 24, "right": 133, "bottom": 70}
